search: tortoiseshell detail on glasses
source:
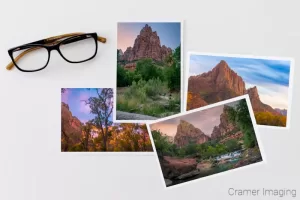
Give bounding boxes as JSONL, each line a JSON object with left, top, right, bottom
{"left": 6, "top": 32, "right": 106, "bottom": 72}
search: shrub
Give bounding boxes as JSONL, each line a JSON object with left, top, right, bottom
{"left": 255, "top": 112, "right": 286, "bottom": 127}
{"left": 124, "top": 80, "right": 147, "bottom": 103}
{"left": 136, "top": 58, "right": 164, "bottom": 81}
{"left": 144, "top": 78, "right": 168, "bottom": 98}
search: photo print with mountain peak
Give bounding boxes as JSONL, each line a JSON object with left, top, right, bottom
{"left": 187, "top": 53, "right": 294, "bottom": 128}
{"left": 61, "top": 88, "right": 153, "bottom": 152}
{"left": 148, "top": 96, "right": 264, "bottom": 188}
{"left": 116, "top": 22, "right": 182, "bottom": 122}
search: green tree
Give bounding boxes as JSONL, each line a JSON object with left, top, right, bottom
{"left": 152, "top": 130, "right": 174, "bottom": 157}
{"left": 164, "top": 46, "right": 181, "bottom": 91}
{"left": 117, "top": 65, "right": 129, "bottom": 87}
{"left": 83, "top": 88, "right": 113, "bottom": 151}
{"left": 227, "top": 99, "right": 257, "bottom": 148}
{"left": 82, "top": 121, "right": 93, "bottom": 151}
{"left": 224, "top": 139, "right": 240, "bottom": 152}
{"left": 135, "top": 58, "right": 164, "bottom": 81}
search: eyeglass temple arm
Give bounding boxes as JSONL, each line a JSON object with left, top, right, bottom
{"left": 45, "top": 32, "right": 106, "bottom": 44}
{"left": 6, "top": 32, "right": 106, "bottom": 70}
{"left": 6, "top": 47, "right": 41, "bottom": 70}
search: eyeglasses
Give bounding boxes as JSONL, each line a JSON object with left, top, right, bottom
{"left": 6, "top": 32, "right": 106, "bottom": 72}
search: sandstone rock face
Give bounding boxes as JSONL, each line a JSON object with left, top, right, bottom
{"left": 186, "top": 92, "right": 208, "bottom": 111}
{"left": 211, "top": 105, "right": 237, "bottom": 139}
{"left": 188, "top": 60, "right": 246, "bottom": 107}
{"left": 161, "top": 45, "right": 172, "bottom": 61}
{"left": 219, "top": 131, "right": 243, "bottom": 144}
{"left": 174, "top": 120, "right": 210, "bottom": 147}
{"left": 161, "top": 156, "right": 197, "bottom": 179}
{"left": 246, "top": 86, "right": 278, "bottom": 115}
{"left": 187, "top": 60, "right": 282, "bottom": 116}
{"left": 61, "top": 102, "right": 83, "bottom": 145}
{"left": 121, "top": 24, "right": 172, "bottom": 62}
{"left": 210, "top": 60, "right": 246, "bottom": 95}
{"left": 122, "top": 47, "right": 133, "bottom": 61}
{"left": 247, "top": 86, "right": 260, "bottom": 101}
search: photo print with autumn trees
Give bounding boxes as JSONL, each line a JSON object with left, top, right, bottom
{"left": 149, "top": 97, "right": 263, "bottom": 187}
{"left": 116, "top": 22, "right": 181, "bottom": 120}
{"left": 61, "top": 88, "right": 153, "bottom": 152}
{"left": 187, "top": 54, "right": 293, "bottom": 128}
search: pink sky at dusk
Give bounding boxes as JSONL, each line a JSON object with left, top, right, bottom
{"left": 117, "top": 22, "right": 181, "bottom": 52}
{"left": 150, "top": 105, "right": 224, "bottom": 137}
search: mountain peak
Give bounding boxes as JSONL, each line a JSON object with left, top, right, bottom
{"left": 174, "top": 119, "right": 209, "bottom": 147}
{"left": 247, "top": 86, "right": 259, "bottom": 100}
{"left": 141, "top": 24, "right": 152, "bottom": 33}
{"left": 215, "top": 60, "right": 229, "bottom": 70}
{"left": 180, "top": 119, "right": 189, "bottom": 124}
{"left": 121, "top": 24, "right": 172, "bottom": 62}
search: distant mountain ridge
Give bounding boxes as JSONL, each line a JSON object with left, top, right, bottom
{"left": 275, "top": 108, "right": 287, "bottom": 116}
{"left": 188, "top": 60, "right": 283, "bottom": 116}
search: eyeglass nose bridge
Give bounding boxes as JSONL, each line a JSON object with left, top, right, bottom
{"left": 47, "top": 43, "right": 60, "bottom": 52}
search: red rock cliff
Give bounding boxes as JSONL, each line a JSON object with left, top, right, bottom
{"left": 174, "top": 120, "right": 210, "bottom": 147}
{"left": 121, "top": 24, "right": 172, "bottom": 62}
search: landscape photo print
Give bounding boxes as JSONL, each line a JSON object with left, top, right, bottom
{"left": 61, "top": 88, "right": 153, "bottom": 152}
{"left": 186, "top": 53, "right": 294, "bottom": 128}
{"left": 116, "top": 22, "right": 182, "bottom": 122}
{"left": 148, "top": 96, "right": 264, "bottom": 188}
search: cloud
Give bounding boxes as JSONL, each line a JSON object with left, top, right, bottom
{"left": 246, "top": 82, "right": 289, "bottom": 109}
{"left": 189, "top": 54, "right": 291, "bottom": 109}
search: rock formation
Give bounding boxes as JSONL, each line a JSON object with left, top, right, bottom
{"left": 246, "top": 86, "right": 278, "bottom": 115}
{"left": 160, "top": 156, "right": 198, "bottom": 179}
{"left": 211, "top": 105, "right": 237, "bottom": 139}
{"left": 188, "top": 60, "right": 246, "bottom": 108}
{"left": 187, "top": 60, "right": 282, "bottom": 116}
{"left": 61, "top": 102, "right": 83, "bottom": 148}
{"left": 186, "top": 92, "right": 208, "bottom": 110}
{"left": 174, "top": 120, "right": 210, "bottom": 147}
{"left": 119, "top": 24, "right": 172, "bottom": 62}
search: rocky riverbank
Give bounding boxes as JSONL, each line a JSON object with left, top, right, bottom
{"left": 162, "top": 147, "right": 262, "bottom": 187}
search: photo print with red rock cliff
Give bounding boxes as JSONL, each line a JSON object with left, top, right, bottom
{"left": 61, "top": 88, "right": 153, "bottom": 152}
{"left": 148, "top": 95, "right": 264, "bottom": 188}
{"left": 186, "top": 53, "right": 294, "bottom": 128}
{"left": 116, "top": 22, "right": 182, "bottom": 122}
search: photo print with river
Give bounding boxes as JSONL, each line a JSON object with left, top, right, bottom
{"left": 149, "top": 96, "right": 264, "bottom": 187}
{"left": 61, "top": 88, "right": 153, "bottom": 152}
{"left": 187, "top": 53, "right": 294, "bottom": 128}
{"left": 116, "top": 22, "right": 182, "bottom": 121}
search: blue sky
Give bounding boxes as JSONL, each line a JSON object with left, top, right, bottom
{"left": 61, "top": 88, "right": 113, "bottom": 123}
{"left": 118, "top": 22, "right": 181, "bottom": 51}
{"left": 189, "top": 55, "right": 291, "bottom": 109}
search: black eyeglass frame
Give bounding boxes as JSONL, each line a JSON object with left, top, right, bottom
{"left": 8, "top": 32, "right": 99, "bottom": 72}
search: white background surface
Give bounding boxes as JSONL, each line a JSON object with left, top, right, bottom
{"left": 0, "top": 0, "right": 299, "bottom": 200}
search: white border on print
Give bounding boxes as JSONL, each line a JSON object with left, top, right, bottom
{"left": 61, "top": 88, "right": 154, "bottom": 155}
{"left": 147, "top": 95, "right": 266, "bottom": 189}
{"left": 184, "top": 51, "right": 295, "bottom": 130}
{"left": 114, "top": 21, "right": 184, "bottom": 123}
